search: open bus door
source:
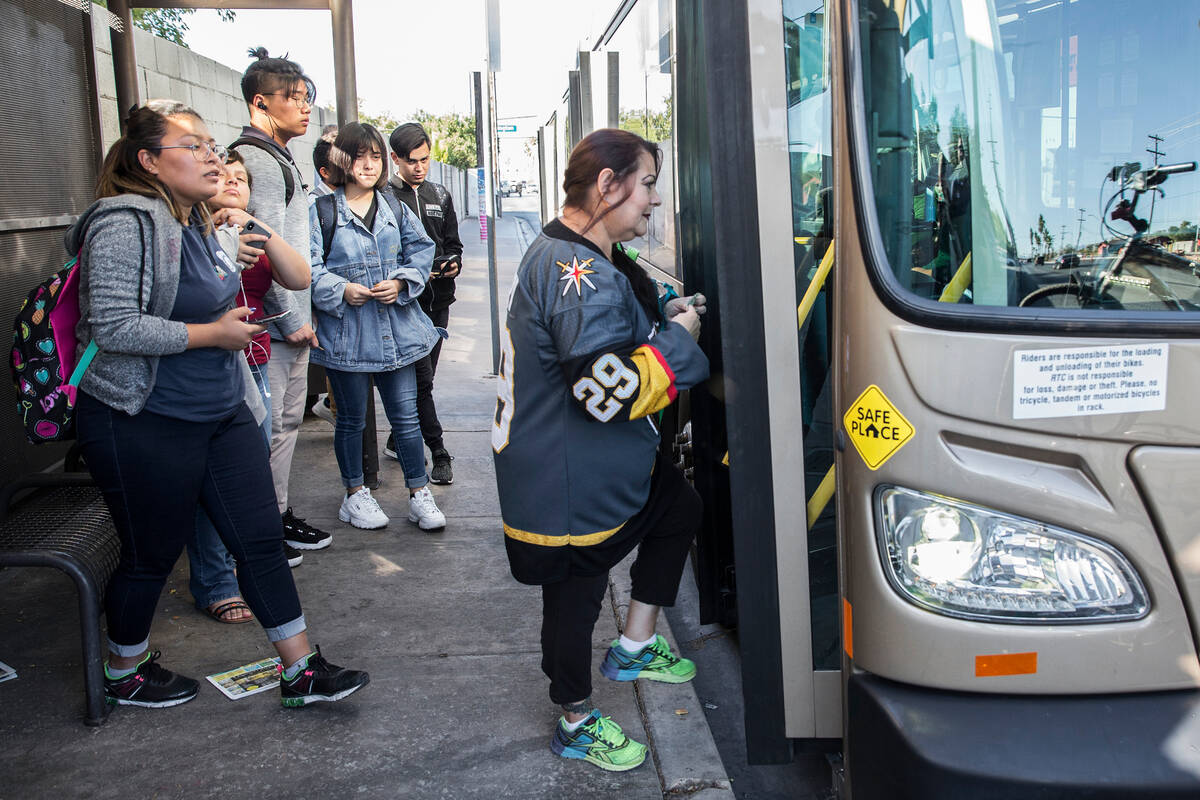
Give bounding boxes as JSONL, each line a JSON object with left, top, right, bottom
{"left": 682, "top": 0, "right": 1200, "bottom": 795}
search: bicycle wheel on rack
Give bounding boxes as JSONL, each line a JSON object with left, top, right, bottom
{"left": 1019, "top": 282, "right": 1085, "bottom": 308}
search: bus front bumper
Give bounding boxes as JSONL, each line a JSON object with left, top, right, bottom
{"left": 847, "top": 671, "right": 1200, "bottom": 799}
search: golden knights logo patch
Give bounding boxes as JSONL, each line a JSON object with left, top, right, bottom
{"left": 558, "top": 256, "right": 598, "bottom": 297}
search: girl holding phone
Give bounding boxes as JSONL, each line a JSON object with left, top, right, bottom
{"left": 68, "top": 100, "right": 369, "bottom": 708}
{"left": 308, "top": 122, "right": 445, "bottom": 531}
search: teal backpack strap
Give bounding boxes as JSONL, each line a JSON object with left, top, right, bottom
{"left": 67, "top": 340, "right": 98, "bottom": 387}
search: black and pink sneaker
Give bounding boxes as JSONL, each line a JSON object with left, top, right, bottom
{"left": 279, "top": 646, "right": 369, "bottom": 707}
{"left": 104, "top": 651, "right": 199, "bottom": 708}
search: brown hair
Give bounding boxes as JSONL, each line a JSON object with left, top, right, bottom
{"left": 326, "top": 122, "right": 389, "bottom": 190}
{"left": 563, "top": 128, "right": 661, "bottom": 234}
{"left": 223, "top": 149, "right": 252, "bottom": 190}
{"left": 95, "top": 99, "right": 214, "bottom": 233}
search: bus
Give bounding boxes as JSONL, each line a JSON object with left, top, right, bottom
{"left": 537, "top": 0, "right": 1200, "bottom": 796}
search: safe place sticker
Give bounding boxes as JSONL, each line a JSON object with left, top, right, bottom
{"left": 843, "top": 385, "right": 915, "bottom": 470}
{"left": 1012, "top": 343, "right": 1168, "bottom": 420}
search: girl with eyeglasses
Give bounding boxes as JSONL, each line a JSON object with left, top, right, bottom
{"left": 67, "top": 100, "right": 369, "bottom": 709}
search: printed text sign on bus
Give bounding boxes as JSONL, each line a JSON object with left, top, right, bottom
{"left": 843, "top": 385, "right": 914, "bottom": 470}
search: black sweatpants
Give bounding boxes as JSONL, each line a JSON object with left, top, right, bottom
{"left": 540, "top": 456, "right": 702, "bottom": 705}
{"left": 416, "top": 305, "right": 449, "bottom": 452}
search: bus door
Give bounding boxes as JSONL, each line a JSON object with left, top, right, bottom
{"left": 834, "top": 0, "right": 1200, "bottom": 796}
{"left": 678, "top": 0, "right": 843, "bottom": 761}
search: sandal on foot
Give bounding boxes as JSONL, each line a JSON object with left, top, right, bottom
{"left": 206, "top": 599, "right": 254, "bottom": 624}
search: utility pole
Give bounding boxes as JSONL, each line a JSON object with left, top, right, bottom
{"left": 1148, "top": 133, "right": 1165, "bottom": 224}
{"left": 484, "top": 0, "right": 501, "bottom": 374}
{"left": 1076, "top": 208, "right": 1086, "bottom": 248}
{"left": 1060, "top": 225, "right": 1067, "bottom": 255}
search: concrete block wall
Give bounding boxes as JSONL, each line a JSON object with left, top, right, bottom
{"left": 89, "top": 3, "right": 334, "bottom": 187}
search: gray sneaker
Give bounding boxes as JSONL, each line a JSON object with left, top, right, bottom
{"left": 430, "top": 448, "right": 453, "bottom": 485}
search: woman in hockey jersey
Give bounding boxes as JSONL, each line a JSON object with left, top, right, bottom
{"left": 492, "top": 128, "right": 709, "bottom": 771}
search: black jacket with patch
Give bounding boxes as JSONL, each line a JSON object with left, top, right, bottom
{"left": 388, "top": 177, "right": 463, "bottom": 313}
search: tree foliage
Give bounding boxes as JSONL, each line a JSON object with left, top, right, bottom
{"left": 619, "top": 96, "right": 673, "bottom": 143}
{"left": 98, "top": 4, "right": 235, "bottom": 48}
{"left": 355, "top": 101, "right": 479, "bottom": 171}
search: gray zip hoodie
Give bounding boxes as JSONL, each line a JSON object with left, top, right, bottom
{"left": 65, "top": 193, "right": 265, "bottom": 422}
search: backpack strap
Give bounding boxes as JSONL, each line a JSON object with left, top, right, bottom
{"left": 381, "top": 186, "right": 410, "bottom": 230}
{"left": 230, "top": 136, "right": 297, "bottom": 206}
{"left": 315, "top": 193, "right": 337, "bottom": 263}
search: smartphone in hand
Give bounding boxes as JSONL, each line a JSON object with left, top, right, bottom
{"left": 251, "top": 309, "right": 292, "bottom": 325}
{"left": 241, "top": 219, "right": 272, "bottom": 251}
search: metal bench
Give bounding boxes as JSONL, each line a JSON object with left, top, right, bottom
{"left": 0, "top": 472, "right": 119, "bottom": 726}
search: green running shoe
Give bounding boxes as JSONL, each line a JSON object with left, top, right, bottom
{"left": 600, "top": 634, "right": 697, "bottom": 683}
{"left": 550, "top": 710, "right": 648, "bottom": 771}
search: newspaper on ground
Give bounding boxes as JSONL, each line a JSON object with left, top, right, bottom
{"left": 206, "top": 656, "right": 281, "bottom": 700}
{"left": 0, "top": 660, "right": 16, "bottom": 684}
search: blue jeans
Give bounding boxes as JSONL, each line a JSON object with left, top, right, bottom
{"left": 327, "top": 365, "right": 427, "bottom": 489}
{"left": 186, "top": 365, "right": 271, "bottom": 611}
{"left": 76, "top": 392, "right": 304, "bottom": 655}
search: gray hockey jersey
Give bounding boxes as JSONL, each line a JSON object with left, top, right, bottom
{"left": 492, "top": 225, "right": 709, "bottom": 584}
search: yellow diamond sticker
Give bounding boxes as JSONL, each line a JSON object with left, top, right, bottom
{"left": 843, "top": 385, "right": 915, "bottom": 470}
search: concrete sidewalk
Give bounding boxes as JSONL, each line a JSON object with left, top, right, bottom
{"left": 0, "top": 211, "right": 732, "bottom": 799}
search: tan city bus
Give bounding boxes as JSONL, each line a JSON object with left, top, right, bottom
{"left": 540, "top": 0, "right": 1200, "bottom": 795}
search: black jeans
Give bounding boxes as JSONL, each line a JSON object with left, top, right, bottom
{"left": 76, "top": 393, "right": 304, "bottom": 654}
{"left": 415, "top": 304, "right": 450, "bottom": 452}
{"left": 540, "top": 458, "right": 701, "bottom": 705}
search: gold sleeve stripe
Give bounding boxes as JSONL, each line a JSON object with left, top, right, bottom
{"left": 627, "top": 344, "right": 677, "bottom": 420}
{"left": 504, "top": 521, "right": 626, "bottom": 547}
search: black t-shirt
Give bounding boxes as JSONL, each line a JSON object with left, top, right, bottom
{"left": 352, "top": 194, "right": 378, "bottom": 231}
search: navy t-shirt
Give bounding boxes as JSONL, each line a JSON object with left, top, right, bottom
{"left": 144, "top": 224, "right": 244, "bottom": 421}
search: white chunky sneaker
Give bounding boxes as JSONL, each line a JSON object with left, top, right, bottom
{"left": 339, "top": 487, "right": 389, "bottom": 530}
{"left": 408, "top": 486, "right": 446, "bottom": 531}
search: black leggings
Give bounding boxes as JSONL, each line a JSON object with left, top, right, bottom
{"left": 540, "top": 459, "right": 701, "bottom": 705}
{"left": 76, "top": 393, "right": 303, "bottom": 653}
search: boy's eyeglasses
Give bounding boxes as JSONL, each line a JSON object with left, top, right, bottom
{"left": 158, "top": 141, "right": 229, "bottom": 162}
{"left": 268, "top": 91, "right": 314, "bottom": 109}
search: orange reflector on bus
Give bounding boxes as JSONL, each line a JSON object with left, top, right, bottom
{"left": 975, "top": 651, "right": 1037, "bottom": 677}
{"left": 843, "top": 598, "right": 853, "bottom": 659}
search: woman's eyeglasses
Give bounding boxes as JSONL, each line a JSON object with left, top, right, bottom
{"left": 158, "top": 141, "right": 229, "bottom": 162}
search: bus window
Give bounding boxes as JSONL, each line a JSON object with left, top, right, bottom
{"left": 784, "top": 0, "right": 838, "bottom": 671}
{"left": 859, "top": 0, "right": 1200, "bottom": 314}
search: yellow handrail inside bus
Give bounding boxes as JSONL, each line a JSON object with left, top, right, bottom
{"left": 806, "top": 464, "right": 836, "bottom": 529}
{"left": 797, "top": 241, "right": 836, "bottom": 329}
{"left": 938, "top": 252, "right": 972, "bottom": 303}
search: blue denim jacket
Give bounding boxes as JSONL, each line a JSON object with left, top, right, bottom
{"left": 308, "top": 188, "right": 441, "bottom": 371}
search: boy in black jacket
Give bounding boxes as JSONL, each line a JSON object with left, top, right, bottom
{"left": 385, "top": 123, "right": 464, "bottom": 484}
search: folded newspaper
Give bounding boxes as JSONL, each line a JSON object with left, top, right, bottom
{"left": 206, "top": 657, "right": 282, "bottom": 700}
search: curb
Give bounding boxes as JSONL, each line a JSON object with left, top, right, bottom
{"left": 609, "top": 555, "right": 736, "bottom": 799}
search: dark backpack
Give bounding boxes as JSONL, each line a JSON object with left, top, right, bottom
{"left": 230, "top": 136, "right": 301, "bottom": 206}
{"left": 314, "top": 189, "right": 410, "bottom": 263}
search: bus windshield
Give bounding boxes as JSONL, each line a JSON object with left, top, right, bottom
{"left": 859, "top": 0, "right": 1200, "bottom": 313}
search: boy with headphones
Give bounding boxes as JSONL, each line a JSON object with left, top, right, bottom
{"left": 232, "top": 47, "right": 332, "bottom": 556}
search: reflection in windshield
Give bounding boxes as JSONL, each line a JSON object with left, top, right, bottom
{"left": 861, "top": 0, "right": 1200, "bottom": 312}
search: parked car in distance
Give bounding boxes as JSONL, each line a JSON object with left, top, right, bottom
{"left": 1057, "top": 253, "right": 1081, "bottom": 270}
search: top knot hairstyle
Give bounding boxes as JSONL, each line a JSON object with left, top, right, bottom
{"left": 241, "top": 47, "right": 315, "bottom": 107}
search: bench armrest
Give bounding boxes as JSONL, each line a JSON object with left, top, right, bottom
{"left": 0, "top": 473, "right": 98, "bottom": 519}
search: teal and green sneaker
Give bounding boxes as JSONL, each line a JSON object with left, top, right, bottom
{"left": 550, "top": 710, "right": 648, "bottom": 771}
{"left": 600, "top": 634, "right": 697, "bottom": 683}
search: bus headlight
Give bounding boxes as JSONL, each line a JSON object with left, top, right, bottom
{"left": 876, "top": 486, "right": 1149, "bottom": 623}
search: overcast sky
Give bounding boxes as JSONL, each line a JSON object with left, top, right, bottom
{"left": 185, "top": 1, "right": 617, "bottom": 135}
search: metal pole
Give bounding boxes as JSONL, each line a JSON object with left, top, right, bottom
{"left": 485, "top": 70, "right": 501, "bottom": 375}
{"left": 329, "top": 0, "right": 358, "bottom": 127}
{"left": 473, "top": 71, "right": 484, "bottom": 168}
{"left": 108, "top": 0, "right": 139, "bottom": 129}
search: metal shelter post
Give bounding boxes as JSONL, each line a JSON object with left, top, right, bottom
{"left": 329, "top": 0, "right": 358, "bottom": 127}
{"left": 107, "top": 0, "right": 139, "bottom": 127}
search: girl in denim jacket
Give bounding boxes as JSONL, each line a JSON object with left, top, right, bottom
{"left": 309, "top": 123, "right": 445, "bottom": 530}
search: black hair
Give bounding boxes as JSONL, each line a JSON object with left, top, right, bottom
{"left": 312, "top": 139, "right": 334, "bottom": 174}
{"left": 326, "top": 122, "right": 389, "bottom": 190}
{"left": 389, "top": 122, "right": 432, "bottom": 159}
{"left": 241, "top": 47, "right": 315, "bottom": 107}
